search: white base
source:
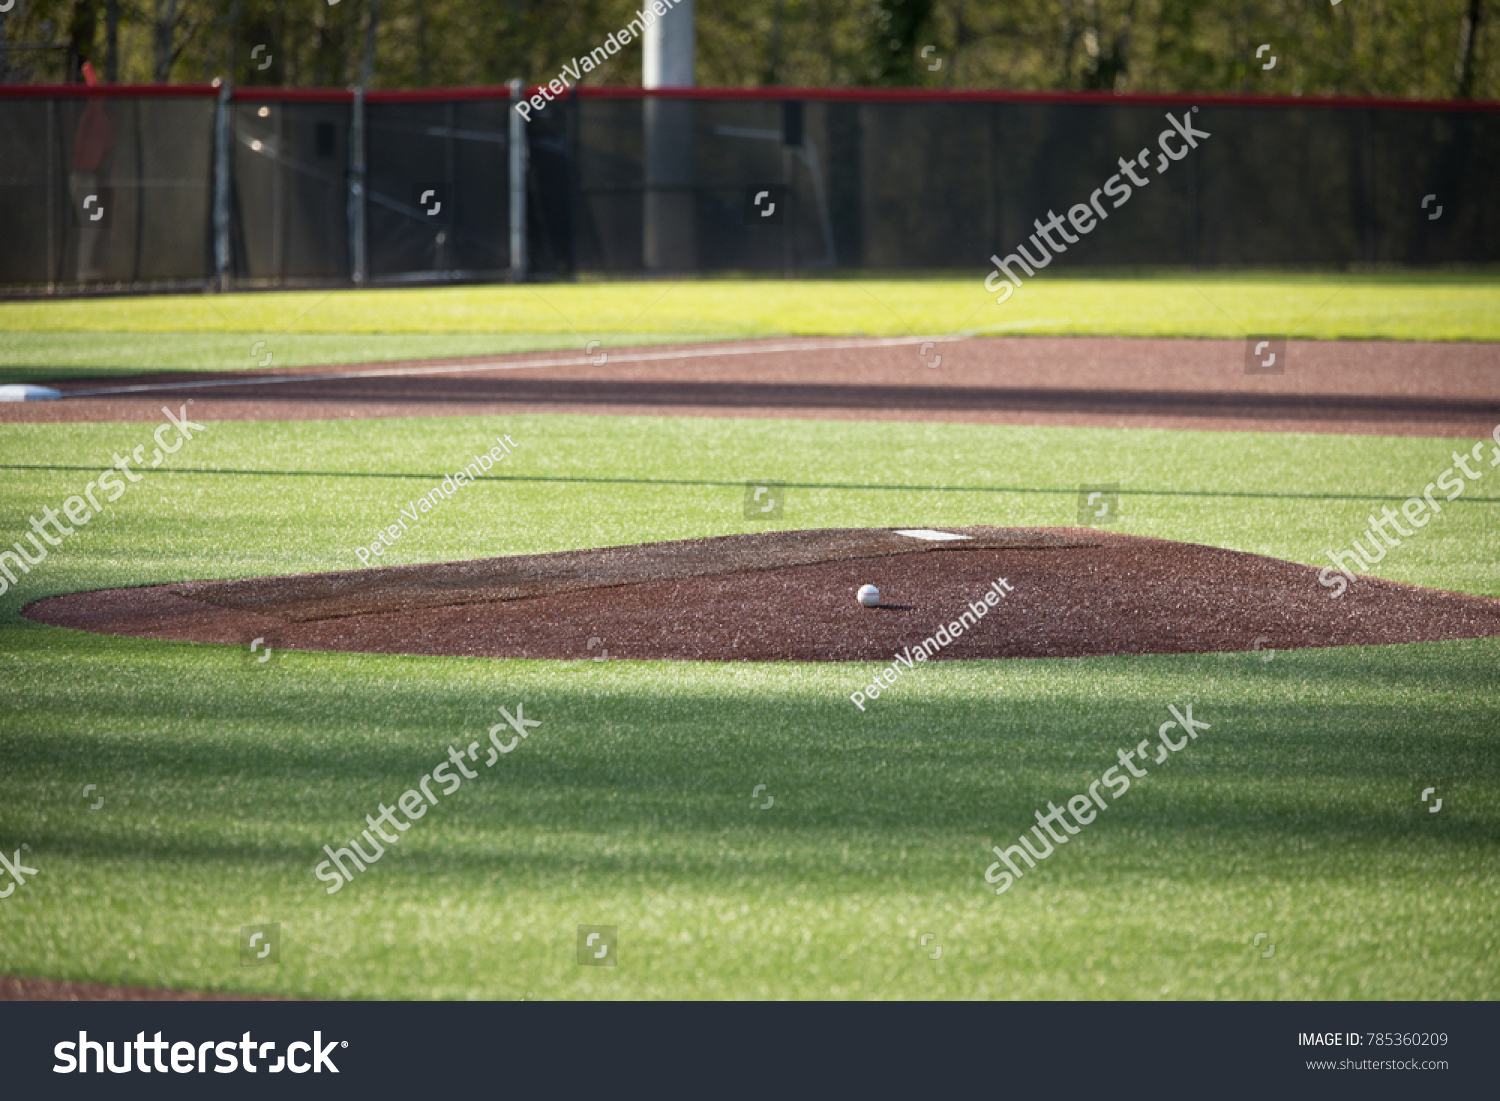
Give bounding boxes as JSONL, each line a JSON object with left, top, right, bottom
{"left": 0, "top": 384, "right": 62, "bottom": 402}
{"left": 893, "top": 528, "right": 971, "bottom": 542}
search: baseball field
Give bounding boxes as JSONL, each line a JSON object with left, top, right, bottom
{"left": 1, "top": 274, "right": 1497, "bottom": 1000}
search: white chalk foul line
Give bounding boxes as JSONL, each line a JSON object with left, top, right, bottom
{"left": 61, "top": 336, "right": 947, "bottom": 399}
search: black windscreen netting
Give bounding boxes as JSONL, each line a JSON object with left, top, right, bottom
{"left": 364, "top": 99, "right": 512, "bottom": 280}
{"left": 559, "top": 97, "right": 1499, "bottom": 273}
{"left": 1, "top": 90, "right": 1495, "bottom": 290}
{"left": 230, "top": 98, "right": 351, "bottom": 283}
{"left": 0, "top": 93, "right": 216, "bottom": 289}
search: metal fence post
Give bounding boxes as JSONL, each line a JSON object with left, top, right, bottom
{"left": 509, "top": 77, "right": 527, "bottom": 282}
{"left": 1362, "top": 108, "right": 1378, "bottom": 267}
{"left": 349, "top": 87, "right": 367, "bottom": 284}
{"left": 566, "top": 84, "right": 579, "bottom": 278}
{"left": 642, "top": 0, "right": 695, "bottom": 271}
{"left": 45, "top": 98, "right": 56, "bottom": 291}
{"left": 213, "top": 81, "right": 233, "bottom": 291}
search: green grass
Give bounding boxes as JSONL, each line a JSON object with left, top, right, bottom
{"left": 0, "top": 332, "right": 701, "bottom": 384}
{"left": 3, "top": 273, "right": 1498, "bottom": 384}
{"left": 1, "top": 412, "right": 1497, "bottom": 999}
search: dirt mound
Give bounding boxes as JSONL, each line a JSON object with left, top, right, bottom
{"left": 24, "top": 528, "right": 1500, "bottom": 662}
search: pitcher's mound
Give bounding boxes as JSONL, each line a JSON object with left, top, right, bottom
{"left": 24, "top": 527, "right": 1500, "bottom": 662}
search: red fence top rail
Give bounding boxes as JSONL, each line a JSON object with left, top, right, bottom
{"left": 1, "top": 82, "right": 1495, "bottom": 112}
{"left": 567, "top": 85, "right": 1500, "bottom": 112}
{"left": 231, "top": 86, "right": 355, "bottom": 102}
{"left": 0, "top": 83, "right": 221, "bottom": 98}
{"left": 366, "top": 85, "right": 521, "bottom": 103}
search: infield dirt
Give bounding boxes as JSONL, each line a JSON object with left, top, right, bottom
{"left": 4, "top": 335, "right": 1496, "bottom": 436}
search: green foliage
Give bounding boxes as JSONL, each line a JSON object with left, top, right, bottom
{"left": 1, "top": 0, "right": 1492, "bottom": 99}
{"left": 867, "top": 0, "right": 937, "bottom": 84}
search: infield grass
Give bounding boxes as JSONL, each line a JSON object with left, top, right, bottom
{"left": 1, "top": 413, "right": 1497, "bottom": 999}
{"left": 2, "top": 272, "right": 1498, "bottom": 384}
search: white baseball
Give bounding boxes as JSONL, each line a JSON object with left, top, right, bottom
{"left": 857, "top": 584, "right": 880, "bottom": 607}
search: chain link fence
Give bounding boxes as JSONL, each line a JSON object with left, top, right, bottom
{"left": 1, "top": 86, "right": 1495, "bottom": 293}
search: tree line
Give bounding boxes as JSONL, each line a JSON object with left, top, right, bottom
{"left": 0, "top": 0, "right": 1490, "bottom": 101}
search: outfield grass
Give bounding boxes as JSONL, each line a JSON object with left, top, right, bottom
{"left": 2, "top": 272, "right": 1498, "bottom": 384}
{"left": 1, "top": 413, "right": 1497, "bottom": 999}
